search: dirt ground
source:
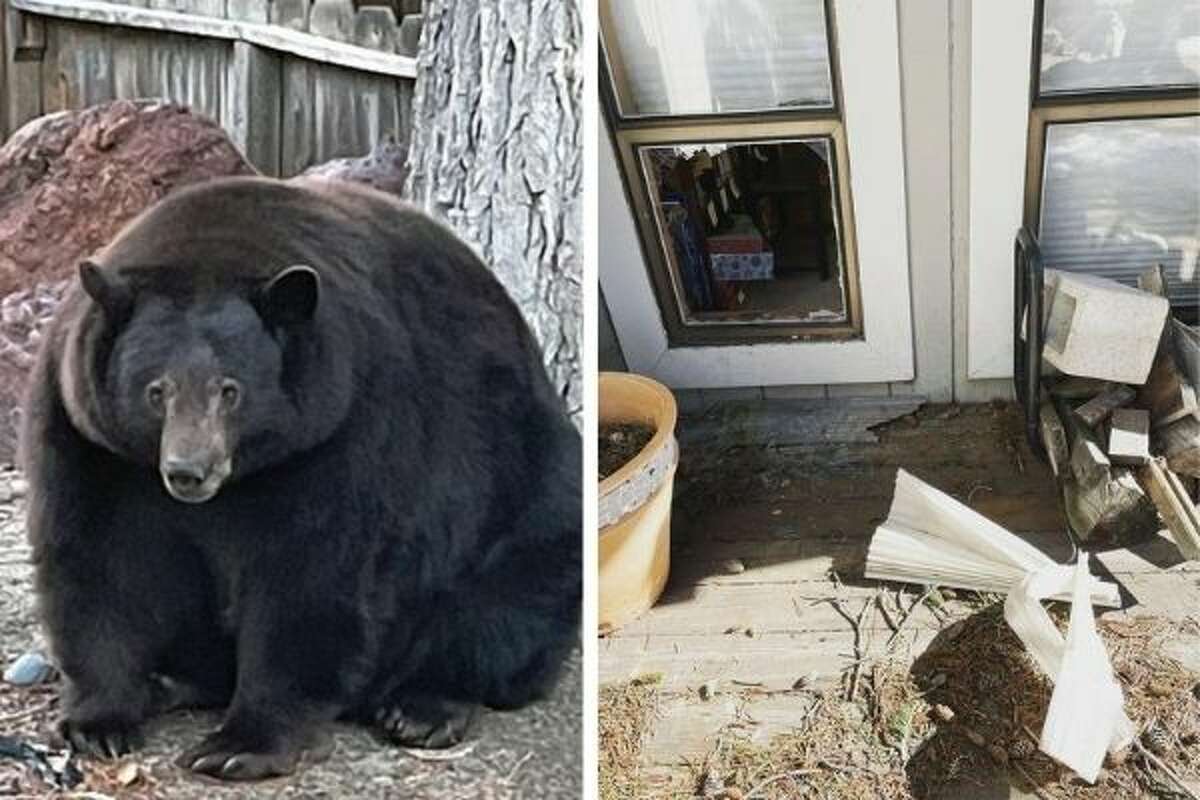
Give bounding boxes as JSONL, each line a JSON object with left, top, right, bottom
{"left": 0, "top": 468, "right": 581, "bottom": 799}
{"left": 599, "top": 398, "right": 1200, "bottom": 799}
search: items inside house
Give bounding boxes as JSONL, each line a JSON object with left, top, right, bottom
{"left": 640, "top": 139, "right": 849, "bottom": 325}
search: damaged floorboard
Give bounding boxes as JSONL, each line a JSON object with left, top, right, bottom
{"left": 599, "top": 401, "right": 1200, "bottom": 786}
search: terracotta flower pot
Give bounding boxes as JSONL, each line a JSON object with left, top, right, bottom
{"left": 598, "top": 372, "right": 678, "bottom": 635}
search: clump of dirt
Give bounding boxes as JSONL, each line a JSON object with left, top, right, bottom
{"left": 599, "top": 673, "right": 662, "bottom": 800}
{"left": 599, "top": 422, "right": 655, "bottom": 481}
{"left": 653, "top": 608, "right": 1200, "bottom": 800}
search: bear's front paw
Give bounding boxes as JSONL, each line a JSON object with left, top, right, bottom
{"left": 178, "top": 726, "right": 320, "bottom": 781}
{"left": 373, "top": 697, "right": 478, "bottom": 749}
{"left": 58, "top": 714, "right": 142, "bottom": 759}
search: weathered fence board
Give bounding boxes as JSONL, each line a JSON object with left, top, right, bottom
{"left": 2, "top": 0, "right": 420, "bottom": 175}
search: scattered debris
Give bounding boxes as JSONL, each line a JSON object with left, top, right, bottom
{"left": 865, "top": 470, "right": 1119, "bottom": 605}
{"left": 599, "top": 674, "right": 662, "bottom": 800}
{"left": 1004, "top": 556, "right": 1132, "bottom": 782}
{"left": 0, "top": 735, "right": 82, "bottom": 789}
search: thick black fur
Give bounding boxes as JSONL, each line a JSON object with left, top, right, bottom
{"left": 20, "top": 177, "right": 581, "bottom": 781}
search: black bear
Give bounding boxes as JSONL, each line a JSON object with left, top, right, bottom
{"left": 21, "top": 176, "right": 581, "bottom": 781}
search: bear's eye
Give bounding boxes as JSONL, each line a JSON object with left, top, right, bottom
{"left": 145, "top": 382, "right": 166, "bottom": 413}
{"left": 220, "top": 380, "right": 242, "bottom": 411}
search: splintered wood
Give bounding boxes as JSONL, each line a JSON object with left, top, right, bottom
{"left": 1137, "top": 458, "right": 1200, "bottom": 560}
{"left": 865, "top": 470, "right": 1120, "bottom": 606}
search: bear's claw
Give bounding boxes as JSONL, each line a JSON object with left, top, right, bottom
{"left": 178, "top": 731, "right": 300, "bottom": 781}
{"left": 58, "top": 716, "right": 141, "bottom": 759}
{"left": 373, "top": 699, "right": 477, "bottom": 749}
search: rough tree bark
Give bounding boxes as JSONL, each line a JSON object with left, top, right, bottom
{"left": 404, "top": 0, "right": 582, "bottom": 425}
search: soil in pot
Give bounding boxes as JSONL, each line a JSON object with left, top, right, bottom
{"left": 598, "top": 422, "right": 655, "bottom": 481}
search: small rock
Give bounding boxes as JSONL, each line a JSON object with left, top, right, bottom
{"left": 987, "top": 744, "right": 1009, "bottom": 765}
{"left": 1009, "top": 737, "right": 1036, "bottom": 760}
{"left": 116, "top": 762, "right": 140, "bottom": 786}
{"left": 699, "top": 681, "right": 716, "bottom": 701}
{"left": 4, "top": 650, "right": 55, "bottom": 685}
{"left": 932, "top": 704, "right": 955, "bottom": 723}
{"left": 721, "top": 559, "right": 746, "bottom": 575}
{"left": 1142, "top": 722, "right": 1171, "bottom": 756}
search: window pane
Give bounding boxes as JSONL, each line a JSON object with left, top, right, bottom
{"left": 1039, "top": 116, "right": 1200, "bottom": 311}
{"left": 604, "top": 0, "right": 834, "bottom": 117}
{"left": 1040, "top": 0, "right": 1200, "bottom": 95}
{"left": 639, "top": 138, "right": 850, "bottom": 326}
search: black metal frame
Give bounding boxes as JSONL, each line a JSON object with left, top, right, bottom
{"left": 1014, "top": 227, "right": 1046, "bottom": 460}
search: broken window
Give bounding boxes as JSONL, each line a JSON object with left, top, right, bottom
{"left": 601, "top": 0, "right": 862, "bottom": 345}
{"left": 637, "top": 138, "right": 852, "bottom": 327}
{"left": 1027, "top": 0, "right": 1200, "bottom": 321}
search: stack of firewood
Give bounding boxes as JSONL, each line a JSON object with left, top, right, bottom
{"left": 1038, "top": 266, "right": 1199, "bottom": 556}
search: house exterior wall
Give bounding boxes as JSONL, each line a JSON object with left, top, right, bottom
{"left": 598, "top": 0, "right": 1019, "bottom": 404}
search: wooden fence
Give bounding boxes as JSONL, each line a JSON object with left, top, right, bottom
{"left": 1, "top": 0, "right": 421, "bottom": 175}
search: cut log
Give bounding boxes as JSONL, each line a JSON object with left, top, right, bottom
{"left": 1137, "top": 458, "right": 1200, "bottom": 560}
{"left": 1042, "top": 269, "right": 1169, "bottom": 384}
{"left": 1039, "top": 400, "right": 1070, "bottom": 478}
{"left": 1063, "top": 468, "right": 1159, "bottom": 546}
{"left": 1139, "top": 321, "right": 1199, "bottom": 429}
{"left": 1108, "top": 408, "right": 1150, "bottom": 465}
{"left": 1055, "top": 396, "right": 1158, "bottom": 544}
{"left": 1074, "top": 384, "right": 1136, "bottom": 429}
{"left": 1160, "top": 414, "right": 1200, "bottom": 478}
{"left": 1048, "top": 376, "right": 1117, "bottom": 401}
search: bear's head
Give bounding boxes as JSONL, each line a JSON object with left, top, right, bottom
{"left": 78, "top": 261, "right": 321, "bottom": 504}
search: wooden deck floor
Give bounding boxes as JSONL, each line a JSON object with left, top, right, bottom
{"left": 599, "top": 399, "right": 1200, "bottom": 793}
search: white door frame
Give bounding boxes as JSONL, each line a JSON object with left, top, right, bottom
{"left": 966, "top": 0, "right": 1036, "bottom": 379}
{"left": 599, "top": 0, "right": 914, "bottom": 388}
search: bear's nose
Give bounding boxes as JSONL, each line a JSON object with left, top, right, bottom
{"left": 163, "top": 459, "right": 207, "bottom": 492}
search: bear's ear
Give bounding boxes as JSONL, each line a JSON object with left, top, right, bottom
{"left": 256, "top": 265, "right": 320, "bottom": 326}
{"left": 78, "top": 260, "right": 131, "bottom": 317}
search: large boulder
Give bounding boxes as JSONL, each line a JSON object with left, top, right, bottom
{"left": 298, "top": 134, "right": 407, "bottom": 196}
{"left": 0, "top": 100, "right": 254, "bottom": 462}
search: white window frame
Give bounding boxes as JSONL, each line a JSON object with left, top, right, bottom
{"left": 599, "top": 0, "right": 913, "bottom": 388}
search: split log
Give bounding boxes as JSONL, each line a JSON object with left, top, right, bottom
{"left": 1160, "top": 415, "right": 1200, "bottom": 478}
{"left": 1074, "top": 384, "right": 1136, "bottom": 429}
{"left": 1140, "top": 322, "right": 1198, "bottom": 428}
{"left": 1137, "top": 458, "right": 1200, "bottom": 560}
{"left": 1055, "top": 396, "right": 1158, "bottom": 545}
{"left": 1039, "top": 400, "right": 1070, "bottom": 478}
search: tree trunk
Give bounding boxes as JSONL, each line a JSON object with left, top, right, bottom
{"left": 404, "top": 0, "right": 582, "bottom": 426}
